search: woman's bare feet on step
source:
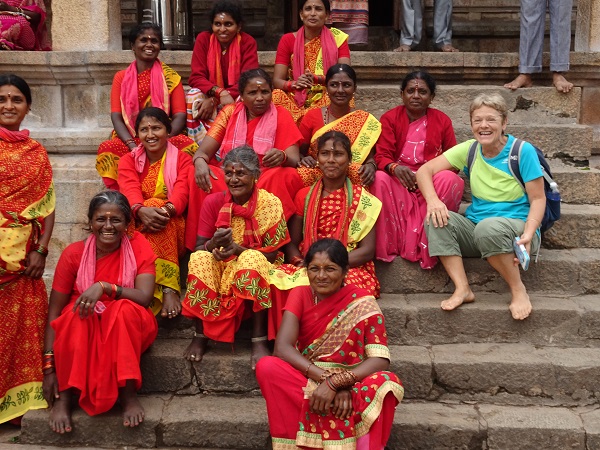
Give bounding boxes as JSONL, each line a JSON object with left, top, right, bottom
{"left": 393, "top": 44, "right": 411, "bottom": 52}
{"left": 509, "top": 290, "right": 532, "bottom": 320}
{"left": 184, "top": 335, "right": 208, "bottom": 362}
{"left": 49, "top": 390, "right": 72, "bottom": 434}
{"left": 553, "top": 72, "right": 573, "bottom": 93}
{"left": 120, "top": 381, "right": 144, "bottom": 427}
{"left": 441, "top": 289, "right": 475, "bottom": 311}
{"left": 251, "top": 338, "right": 270, "bottom": 370}
{"left": 438, "top": 44, "right": 459, "bottom": 52}
{"left": 161, "top": 289, "right": 181, "bottom": 319}
{"left": 504, "top": 73, "right": 533, "bottom": 90}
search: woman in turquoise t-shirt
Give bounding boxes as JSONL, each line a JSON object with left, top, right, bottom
{"left": 415, "top": 93, "right": 545, "bottom": 321}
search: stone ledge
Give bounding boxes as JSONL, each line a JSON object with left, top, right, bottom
{"left": 2, "top": 51, "right": 599, "bottom": 85}
{"left": 19, "top": 397, "right": 594, "bottom": 449}
{"left": 380, "top": 292, "right": 600, "bottom": 347}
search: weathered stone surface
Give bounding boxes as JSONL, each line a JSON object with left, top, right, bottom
{"left": 389, "top": 402, "right": 484, "bottom": 450}
{"left": 63, "top": 85, "right": 101, "bottom": 129}
{"left": 160, "top": 396, "right": 270, "bottom": 448}
{"left": 376, "top": 249, "right": 597, "bottom": 295}
{"left": 389, "top": 346, "right": 433, "bottom": 400}
{"left": 572, "top": 296, "right": 600, "bottom": 339}
{"left": 140, "top": 340, "right": 195, "bottom": 394}
{"left": 356, "top": 85, "right": 581, "bottom": 124}
{"left": 20, "top": 396, "right": 164, "bottom": 447}
{"left": 479, "top": 404, "right": 585, "bottom": 450}
{"left": 581, "top": 408, "right": 600, "bottom": 450}
{"left": 543, "top": 204, "right": 600, "bottom": 248}
{"left": 380, "top": 293, "right": 588, "bottom": 347}
{"left": 433, "top": 343, "right": 554, "bottom": 397}
{"left": 550, "top": 160, "right": 600, "bottom": 205}
{"left": 543, "top": 347, "right": 600, "bottom": 403}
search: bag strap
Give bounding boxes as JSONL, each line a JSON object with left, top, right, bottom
{"left": 509, "top": 138, "right": 557, "bottom": 191}
{"left": 507, "top": 138, "right": 526, "bottom": 191}
{"left": 466, "top": 140, "right": 478, "bottom": 177}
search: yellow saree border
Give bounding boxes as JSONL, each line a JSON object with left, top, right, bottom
{"left": 0, "top": 182, "right": 55, "bottom": 275}
{"left": 314, "top": 27, "right": 348, "bottom": 75}
{"left": 0, "top": 381, "right": 47, "bottom": 423}
{"left": 269, "top": 185, "right": 381, "bottom": 290}
{"left": 310, "top": 111, "right": 382, "bottom": 165}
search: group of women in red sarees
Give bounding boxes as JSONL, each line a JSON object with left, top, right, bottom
{"left": 25, "top": 0, "right": 474, "bottom": 444}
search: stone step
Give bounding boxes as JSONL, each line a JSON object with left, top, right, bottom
{"left": 356, "top": 85, "right": 581, "bottom": 125}
{"left": 376, "top": 248, "right": 600, "bottom": 295}
{"left": 544, "top": 203, "right": 600, "bottom": 248}
{"left": 19, "top": 396, "right": 599, "bottom": 449}
{"left": 138, "top": 338, "right": 600, "bottom": 407}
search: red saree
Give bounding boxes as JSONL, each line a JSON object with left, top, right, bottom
{"left": 0, "top": 131, "right": 55, "bottom": 423}
{"left": 256, "top": 285, "right": 404, "bottom": 449}
{"left": 96, "top": 63, "right": 196, "bottom": 190}
{"left": 185, "top": 103, "right": 304, "bottom": 251}
{"left": 50, "top": 232, "right": 157, "bottom": 416}
{"left": 182, "top": 189, "right": 290, "bottom": 342}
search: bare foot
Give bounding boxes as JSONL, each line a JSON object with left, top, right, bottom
{"left": 509, "top": 291, "right": 532, "bottom": 320}
{"left": 120, "top": 380, "right": 144, "bottom": 427}
{"left": 438, "top": 44, "right": 459, "bottom": 52}
{"left": 393, "top": 44, "right": 411, "bottom": 52}
{"left": 440, "top": 289, "right": 475, "bottom": 311}
{"left": 48, "top": 390, "right": 72, "bottom": 434}
{"left": 161, "top": 289, "right": 181, "bottom": 319}
{"left": 251, "top": 339, "right": 270, "bottom": 371}
{"left": 504, "top": 74, "right": 533, "bottom": 90}
{"left": 184, "top": 335, "right": 208, "bottom": 362}
{"left": 553, "top": 72, "right": 573, "bottom": 93}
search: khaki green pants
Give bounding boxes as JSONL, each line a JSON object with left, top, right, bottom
{"left": 425, "top": 211, "right": 540, "bottom": 259}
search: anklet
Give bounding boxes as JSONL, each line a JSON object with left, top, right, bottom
{"left": 194, "top": 331, "right": 206, "bottom": 339}
{"left": 251, "top": 336, "right": 268, "bottom": 342}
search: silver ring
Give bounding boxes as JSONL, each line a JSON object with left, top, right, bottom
{"left": 171, "top": 310, "right": 176, "bottom": 314}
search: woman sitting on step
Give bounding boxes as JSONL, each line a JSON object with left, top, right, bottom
{"left": 44, "top": 191, "right": 158, "bottom": 433}
{"left": 297, "top": 63, "right": 380, "bottom": 187}
{"left": 416, "top": 93, "right": 545, "bottom": 320}
{"left": 96, "top": 22, "right": 197, "bottom": 190}
{"left": 182, "top": 146, "right": 290, "bottom": 369}
{"left": 369, "top": 70, "right": 464, "bottom": 269}
{"left": 257, "top": 238, "right": 404, "bottom": 450}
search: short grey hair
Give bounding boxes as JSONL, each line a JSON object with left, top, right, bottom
{"left": 222, "top": 146, "right": 261, "bottom": 179}
{"left": 469, "top": 93, "right": 509, "bottom": 122}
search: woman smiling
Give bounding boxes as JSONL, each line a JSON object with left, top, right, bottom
{"left": 186, "top": 1, "right": 258, "bottom": 143}
{"left": 272, "top": 0, "right": 351, "bottom": 124}
{"left": 118, "top": 107, "right": 192, "bottom": 319}
{"left": 182, "top": 146, "right": 289, "bottom": 368}
{"left": 187, "top": 68, "right": 303, "bottom": 250}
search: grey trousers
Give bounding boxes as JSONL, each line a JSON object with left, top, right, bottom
{"left": 519, "top": 0, "right": 572, "bottom": 73}
{"left": 425, "top": 212, "right": 540, "bottom": 259}
{"left": 400, "top": 0, "right": 453, "bottom": 48}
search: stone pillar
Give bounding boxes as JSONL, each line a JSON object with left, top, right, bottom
{"left": 51, "top": 0, "right": 122, "bottom": 51}
{"left": 575, "top": 0, "right": 600, "bottom": 52}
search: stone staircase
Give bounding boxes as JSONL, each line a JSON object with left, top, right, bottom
{"left": 3, "top": 50, "right": 600, "bottom": 449}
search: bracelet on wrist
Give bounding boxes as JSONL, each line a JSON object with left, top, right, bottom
{"left": 32, "top": 243, "right": 48, "bottom": 257}
{"left": 98, "top": 280, "right": 107, "bottom": 296}
{"left": 279, "top": 149, "right": 288, "bottom": 165}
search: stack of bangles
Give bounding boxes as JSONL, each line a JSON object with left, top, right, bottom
{"left": 279, "top": 149, "right": 287, "bottom": 165}
{"left": 387, "top": 163, "right": 399, "bottom": 176}
{"left": 98, "top": 280, "right": 123, "bottom": 300}
{"left": 124, "top": 138, "right": 136, "bottom": 147}
{"left": 214, "top": 87, "right": 229, "bottom": 100}
{"left": 319, "top": 369, "right": 357, "bottom": 392}
{"left": 282, "top": 81, "right": 294, "bottom": 92}
{"left": 160, "top": 202, "right": 176, "bottom": 218}
{"left": 42, "top": 350, "right": 55, "bottom": 375}
{"left": 312, "top": 74, "right": 326, "bottom": 85}
{"left": 132, "top": 203, "right": 142, "bottom": 219}
{"left": 290, "top": 255, "right": 303, "bottom": 267}
{"left": 32, "top": 243, "right": 48, "bottom": 257}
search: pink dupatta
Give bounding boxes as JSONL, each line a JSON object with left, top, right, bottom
{"left": 130, "top": 141, "right": 178, "bottom": 195}
{"left": 292, "top": 26, "right": 339, "bottom": 107}
{"left": 218, "top": 102, "right": 278, "bottom": 159}
{"left": 0, "top": 126, "right": 30, "bottom": 142}
{"left": 120, "top": 60, "right": 170, "bottom": 135}
{"left": 75, "top": 234, "right": 137, "bottom": 293}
